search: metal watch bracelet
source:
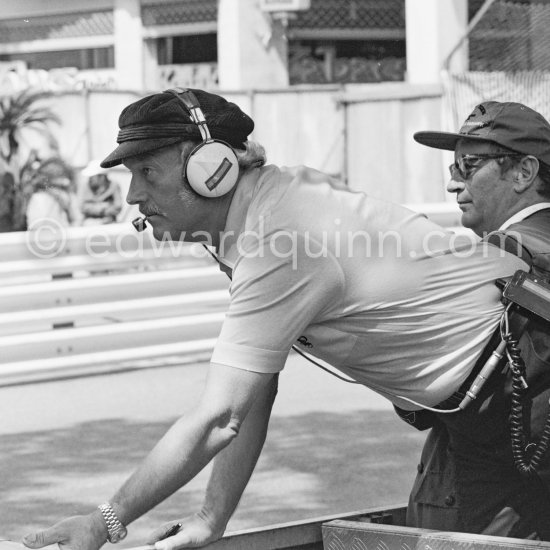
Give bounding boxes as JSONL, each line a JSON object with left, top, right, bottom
{"left": 98, "top": 502, "right": 128, "bottom": 543}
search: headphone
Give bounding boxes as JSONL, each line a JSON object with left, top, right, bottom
{"left": 164, "top": 88, "right": 239, "bottom": 198}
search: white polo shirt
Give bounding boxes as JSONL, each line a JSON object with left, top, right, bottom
{"left": 211, "top": 165, "right": 526, "bottom": 409}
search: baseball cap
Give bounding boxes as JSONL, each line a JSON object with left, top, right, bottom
{"left": 101, "top": 89, "right": 255, "bottom": 168}
{"left": 414, "top": 101, "right": 550, "bottom": 165}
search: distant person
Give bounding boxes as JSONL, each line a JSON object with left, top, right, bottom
{"left": 0, "top": 169, "right": 14, "bottom": 232}
{"left": 26, "top": 157, "right": 82, "bottom": 229}
{"left": 80, "top": 159, "right": 122, "bottom": 225}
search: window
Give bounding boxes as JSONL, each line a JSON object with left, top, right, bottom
{"left": 0, "top": 47, "right": 114, "bottom": 70}
{"left": 157, "top": 34, "right": 217, "bottom": 65}
{"left": 288, "top": 39, "right": 405, "bottom": 84}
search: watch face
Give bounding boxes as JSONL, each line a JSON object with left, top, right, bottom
{"left": 110, "top": 527, "right": 128, "bottom": 543}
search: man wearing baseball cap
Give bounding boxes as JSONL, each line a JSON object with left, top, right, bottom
{"left": 415, "top": 101, "right": 550, "bottom": 237}
{"left": 22, "top": 90, "right": 530, "bottom": 550}
{"left": 407, "top": 101, "right": 550, "bottom": 539}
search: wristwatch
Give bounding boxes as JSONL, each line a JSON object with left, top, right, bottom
{"left": 98, "top": 502, "right": 128, "bottom": 543}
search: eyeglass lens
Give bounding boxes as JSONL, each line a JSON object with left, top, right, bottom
{"left": 448, "top": 154, "right": 515, "bottom": 180}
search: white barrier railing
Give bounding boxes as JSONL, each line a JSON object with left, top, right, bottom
{"left": 0, "top": 222, "right": 228, "bottom": 385}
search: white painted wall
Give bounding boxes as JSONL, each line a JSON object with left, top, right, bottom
{"left": 405, "top": 0, "right": 468, "bottom": 83}
{"left": 217, "top": 0, "right": 288, "bottom": 90}
{"left": 40, "top": 85, "right": 445, "bottom": 205}
{"left": 113, "top": 0, "right": 144, "bottom": 91}
{"left": 343, "top": 84, "right": 446, "bottom": 202}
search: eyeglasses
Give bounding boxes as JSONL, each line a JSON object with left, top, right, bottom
{"left": 448, "top": 154, "right": 521, "bottom": 180}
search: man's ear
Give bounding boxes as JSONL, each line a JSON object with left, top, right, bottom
{"left": 513, "top": 155, "right": 538, "bottom": 193}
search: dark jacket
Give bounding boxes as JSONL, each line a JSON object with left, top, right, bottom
{"left": 406, "top": 207, "right": 550, "bottom": 539}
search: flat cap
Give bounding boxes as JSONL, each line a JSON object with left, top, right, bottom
{"left": 101, "top": 89, "right": 254, "bottom": 168}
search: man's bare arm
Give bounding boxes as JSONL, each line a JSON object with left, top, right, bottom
{"left": 23, "top": 364, "right": 275, "bottom": 550}
{"left": 148, "top": 374, "right": 279, "bottom": 549}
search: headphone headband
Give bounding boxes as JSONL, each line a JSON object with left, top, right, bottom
{"left": 165, "top": 88, "right": 212, "bottom": 142}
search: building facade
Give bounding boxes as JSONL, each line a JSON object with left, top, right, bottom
{"left": 0, "top": 0, "right": 467, "bottom": 93}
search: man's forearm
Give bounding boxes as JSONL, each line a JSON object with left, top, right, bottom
{"left": 201, "top": 375, "right": 279, "bottom": 532}
{"left": 22, "top": 366, "right": 275, "bottom": 550}
{"left": 110, "top": 407, "right": 238, "bottom": 526}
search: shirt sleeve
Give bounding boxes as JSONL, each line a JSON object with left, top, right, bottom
{"left": 211, "top": 231, "right": 345, "bottom": 373}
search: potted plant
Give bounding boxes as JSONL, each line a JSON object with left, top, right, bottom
{"left": 0, "top": 88, "right": 60, "bottom": 231}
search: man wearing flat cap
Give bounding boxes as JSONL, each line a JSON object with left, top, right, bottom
{"left": 23, "top": 90, "right": 531, "bottom": 550}
{"left": 405, "top": 101, "right": 550, "bottom": 539}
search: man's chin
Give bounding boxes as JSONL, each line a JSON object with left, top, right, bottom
{"left": 151, "top": 224, "right": 173, "bottom": 241}
{"left": 460, "top": 211, "right": 483, "bottom": 236}
{"left": 151, "top": 225, "right": 187, "bottom": 242}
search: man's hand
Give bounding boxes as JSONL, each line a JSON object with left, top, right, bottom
{"left": 22, "top": 510, "right": 108, "bottom": 550}
{"left": 147, "top": 513, "right": 223, "bottom": 550}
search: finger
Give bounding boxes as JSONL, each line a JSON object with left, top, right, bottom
{"left": 146, "top": 528, "right": 165, "bottom": 545}
{"left": 22, "top": 529, "right": 63, "bottom": 549}
{"left": 146, "top": 524, "right": 179, "bottom": 545}
{"left": 155, "top": 531, "right": 191, "bottom": 550}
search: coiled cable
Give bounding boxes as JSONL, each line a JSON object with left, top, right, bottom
{"left": 502, "top": 311, "right": 550, "bottom": 476}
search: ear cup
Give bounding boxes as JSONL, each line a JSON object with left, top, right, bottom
{"left": 185, "top": 140, "right": 239, "bottom": 198}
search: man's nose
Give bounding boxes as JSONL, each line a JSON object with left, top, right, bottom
{"left": 126, "top": 176, "right": 145, "bottom": 205}
{"left": 446, "top": 177, "right": 465, "bottom": 194}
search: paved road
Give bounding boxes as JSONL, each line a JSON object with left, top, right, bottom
{"left": 0, "top": 354, "right": 425, "bottom": 548}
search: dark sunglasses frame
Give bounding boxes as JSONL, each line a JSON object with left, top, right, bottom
{"left": 448, "top": 153, "right": 522, "bottom": 180}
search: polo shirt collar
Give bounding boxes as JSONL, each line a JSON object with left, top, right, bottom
{"left": 499, "top": 202, "right": 550, "bottom": 231}
{"left": 217, "top": 167, "right": 261, "bottom": 269}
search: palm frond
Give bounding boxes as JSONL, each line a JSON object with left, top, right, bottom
{"left": 0, "top": 88, "right": 60, "bottom": 164}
